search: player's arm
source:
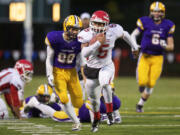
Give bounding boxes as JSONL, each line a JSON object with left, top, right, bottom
{"left": 122, "top": 30, "right": 139, "bottom": 51}
{"left": 5, "top": 85, "right": 22, "bottom": 119}
{"left": 131, "top": 28, "right": 141, "bottom": 45}
{"left": 122, "top": 31, "right": 139, "bottom": 58}
{"left": 113, "top": 24, "right": 139, "bottom": 58}
{"left": 131, "top": 18, "right": 143, "bottom": 48}
{"left": 45, "top": 37, "right": 54, "bottom": 87}
{"left": 81, "top": 41, "right": 101, "bottom": 58}
{"left": 81, "top": 34, "right": 105, "bottom": 58}
{"left": 162, "top": 25, "right": 175, "bottom": 51}
{"left": 165, "top": 37, "right": 174, "bottom": 51}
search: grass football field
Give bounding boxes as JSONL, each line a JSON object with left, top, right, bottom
{"left": 0, "top": 76, "right": 180, "bottom": 135}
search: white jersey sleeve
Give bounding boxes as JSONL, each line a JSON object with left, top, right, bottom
{"left": 109, "top": 24, "right": 124, "bottom": 39}
{"left": 78, "top": 28, "right": 93, "bottom": 43}
{"left": 10, "top": 72, "right": 24, "bottom": 91}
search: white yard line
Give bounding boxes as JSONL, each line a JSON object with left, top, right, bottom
{"left": 122, "top": 107, "right": 180, "bottom": 110}
{"left": 0, "top": 120, "right": 73, "bottom": 135}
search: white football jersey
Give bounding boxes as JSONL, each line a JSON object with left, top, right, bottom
{"left": 78, "top": 24, "right": 124, "bottom": 68}
{"left": 0, "top": 68, "right": 25, "bottom": 97}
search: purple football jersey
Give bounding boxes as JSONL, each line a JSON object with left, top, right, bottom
{"left": 47, "top": 31, "right": 81, "bottom": 68}
{"left": 137, "top": 16, "right": 175, "bottom": 55}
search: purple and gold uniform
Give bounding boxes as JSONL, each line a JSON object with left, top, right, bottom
{"left": 53, "top": 95, "right": 121, "bottom": 122}
{"left": 136, "top": 16, "right": 175, "bottom": 87}
{"left": 46, "top": 31, "right": 83, "bottom": 108}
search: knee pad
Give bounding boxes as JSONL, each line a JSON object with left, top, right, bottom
{"left": 144, "top": 87, "right": 153, "bottom": 95}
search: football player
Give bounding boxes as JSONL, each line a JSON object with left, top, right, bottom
{"left": 0, "top": 59, "right": 33, "bottom": 119}
{"left": 78, "top": 10, "right": 139, "bottom": 132}
{"left": 80, "top": 12, "right": 90, "bottom": 29}
{"left": 131, "top": 1, "right": 175, "bottom": 112}
{"left": 20, "top": 84, "right": 72, "bottom": 121}
{"left": 45, "top": 15, "right": 83, "bottom": 131}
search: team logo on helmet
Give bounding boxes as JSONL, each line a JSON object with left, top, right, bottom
{"left": 14, "top": 59, "right": 33, "bottom": 83}
{"left": 90, "top": 10, "right": 110, "bottom": 34}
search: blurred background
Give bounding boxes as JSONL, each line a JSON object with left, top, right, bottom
{"left": 0, "top": 0, "right": 179, "bottom": 77}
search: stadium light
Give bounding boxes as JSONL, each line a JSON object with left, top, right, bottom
{"left": 9, "top": 2, "right": 26, "bottom": 21}
{"left": 52, "top": 3, "right": 60, "bottom": 22}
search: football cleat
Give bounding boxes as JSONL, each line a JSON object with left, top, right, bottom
{"left": 72, "top": 122, "right": 81, "bottom": 131}
{"left": 91, "top": 119, "right": 100, "bottom": 132}
{"left": 107, "top": 112, "right": 114, "bottom": 125}
{"left": 114, "top": 117, "right": 122, "bottom": 124}
{"left": 100, "top": 113, "right": 107, "bottom": 122}
{"left": 136, "top": 104, "right": 144, "bottom": 113}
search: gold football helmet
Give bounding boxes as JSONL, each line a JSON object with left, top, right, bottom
{"left": 150, "top": 1, "right": 165, "bottom": 21}
{"left": 63, "top": 15, "right": 82, "bottom": 39}
{"left": 36, "top": 84, "right": 53, "bottom": 103}
{"left": 36, "top": 84, "right": 53, "bottom": 96}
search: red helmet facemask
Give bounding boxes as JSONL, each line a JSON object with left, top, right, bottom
{"left": 14, "top": 59, "right": 33, "bottom": 83}
{"left": 90, "top": 10, "right": 110, "bottom": 34}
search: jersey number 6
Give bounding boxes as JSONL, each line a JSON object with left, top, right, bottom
{"left": 152, "top": 34, "right": 166, "bottom": 46}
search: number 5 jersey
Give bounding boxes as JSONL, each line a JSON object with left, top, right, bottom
{"left": 78, "top": 24, "right": 124, "bottom": 68}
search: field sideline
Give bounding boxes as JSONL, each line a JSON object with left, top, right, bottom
{"left": 0, "top": 76, "right": 180, "bottom": 135}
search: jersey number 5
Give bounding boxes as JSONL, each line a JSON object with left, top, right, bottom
{"left": 152, "top": 34, "right": 166, "bottom": 46}
{"left": 58, "top": 53, "right": 75, "bottom": 64}
{"left": 97, "top": 44, "right": 109, "bottom": 58}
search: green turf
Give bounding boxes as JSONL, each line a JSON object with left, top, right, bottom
{"left": 0, "top": 76, "right": 180, "bottom": 135}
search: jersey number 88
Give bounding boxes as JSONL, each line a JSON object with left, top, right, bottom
{"left": 58, "top": 53, "right": 75, "bottom": 64}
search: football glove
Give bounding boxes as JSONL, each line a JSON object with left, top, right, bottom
{"left": 47, "top": 75, "right": 54, "bottom": 87}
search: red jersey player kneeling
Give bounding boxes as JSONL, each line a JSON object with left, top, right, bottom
{"left": 0, "top": 59, "right": 33, "bottom": 119}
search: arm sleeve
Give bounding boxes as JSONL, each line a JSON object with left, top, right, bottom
{"left": 131, "top": 28, "right": 141, "bottom": 45}
{"left": 81, "top": 41, "right": 101, "bottom": 58}
{"left": 110, "top": 24, "right": 124, "bottom": 39}
{"left": 122, "top": 31, "right": 139, "bottom": 51}
{"left": 46, "top": 45, "right": 54, "bottom": 77}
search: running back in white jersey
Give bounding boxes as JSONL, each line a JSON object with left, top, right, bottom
{"left": 0, "top": 68, "right": 25, "bottom": 96}
{"left": 78, "top": 24, "right": 124, "bottom": 68}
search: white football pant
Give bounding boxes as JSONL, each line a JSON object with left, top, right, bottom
{"left": 85, "top": 62, "right": 115, "bottom": 112}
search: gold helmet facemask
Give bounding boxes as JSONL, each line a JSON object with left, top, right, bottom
{"left": 36, "top": 84, "right": 53, "bottom": 103}
{"left": 150, "top": 1, "right": 165, "bottom": 22}
{"left": 63, "top": 15, "right": 82, "bottom": 40}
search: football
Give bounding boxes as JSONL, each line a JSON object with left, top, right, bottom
{"left": 89, "top": 33, "right": 104, "bottom": 45}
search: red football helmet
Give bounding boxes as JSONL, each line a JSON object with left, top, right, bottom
{"left": 14, "top": 59, "right": 33, "bottom": 83}
{"left": 90, "top": 10, "right": 110, "bottom": 34}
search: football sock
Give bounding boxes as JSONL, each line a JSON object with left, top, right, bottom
{"left": 94, "top": 111, "right": 100, "bottom": 120}
{"left": 61, "top": 101, "right": 79, "bottom": 124}
{"left": 106, "top": 103, "right": 113, "bottom": 113}
{"left": 138, "top": 97, "right": 147, "bottom": 106}
{"left": 113, "top": 110, "right": 120, "bottom": 118}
